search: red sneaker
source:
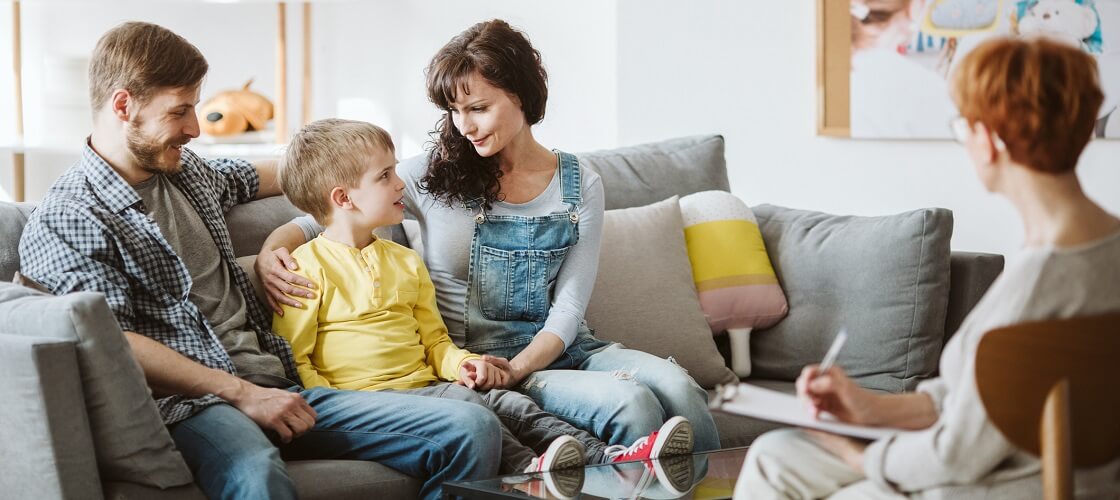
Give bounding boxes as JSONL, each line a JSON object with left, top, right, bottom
{"left": 651, "top": 454, "right": 696, "bottom": 495}
{"left": 525, "top": 435, "right": 586, "bottom": 472}
{"left": 604, "top": 416, "right": 694, "bottom": 463}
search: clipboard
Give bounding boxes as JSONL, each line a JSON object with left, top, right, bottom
{"left": 710, "top": 383, "right": 907, "bottom": 441}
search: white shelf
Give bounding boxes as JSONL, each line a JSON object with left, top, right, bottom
{"left": 0, "top": 140, "right": 284, "bottom": 159}
{"left": 189, "top": 141, "right": 286, "bottom": 159}
{"left": 6, "top": 1, "right": 307, "bottom": 201}
{"left": 0, "top": 140, "right": 80, "bottom": 156}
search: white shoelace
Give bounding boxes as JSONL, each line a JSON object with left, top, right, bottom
{"left": 526, "top": 457, "right": 544, "bottom": 472}
{"left": 603, "top": 435, "right": 651, "bottom": 461}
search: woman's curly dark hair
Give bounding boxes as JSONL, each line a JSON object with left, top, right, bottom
{"left": 422, "top": 19, "right": 548, "bottom": 209}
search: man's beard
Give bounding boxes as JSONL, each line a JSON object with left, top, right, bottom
{"left": 127, "top": 117, "right": 189, "bottom": 175}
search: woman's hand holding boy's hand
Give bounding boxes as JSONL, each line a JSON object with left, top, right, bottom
{"left": 459, "top": 358, "right": 506, "bottom": 390}
{"left": 481, "top": 355, "right": 517, "bottom": 388}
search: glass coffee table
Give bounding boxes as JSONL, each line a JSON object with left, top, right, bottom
{"left": 444, "top": 446, "right": 749, "bottom": 499}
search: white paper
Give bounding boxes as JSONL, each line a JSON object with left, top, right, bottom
{"left": 716, "top": 383, "right": 906, "bottom": 441}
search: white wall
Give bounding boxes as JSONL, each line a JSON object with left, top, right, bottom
{"left": 1, "top": 0, "right": 1117, "bottom": 255}
{"left": 311, "top": 0, "right": 618, "bottom": 158}
{"left": 0, "top": 0, "right": 618, "bottom": 200}
{"left": 616, "top": 0, "right": 1120, "bottom": 255}
{"left": 0, "top": 0, "right": 283, "bottom": 199}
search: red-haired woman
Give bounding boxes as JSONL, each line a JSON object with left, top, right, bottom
{"left": 736, "top": 36, "right": 1120, "bottom": 500}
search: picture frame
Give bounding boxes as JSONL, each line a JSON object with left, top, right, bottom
{"left": 817, "top": 0, "right": 852, "bottom": 137}
{"left": 818, "top": 0, "right": 1120, "bottom": 140}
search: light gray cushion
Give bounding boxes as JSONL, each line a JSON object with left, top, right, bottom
{"left": 0, "top": 283, "right": 193, "bottom": 488}
{"left": 0, "top": 334, "right": 100, "bottom": 499}
{"left": 579, "top": 135, "right": 730, "bottom": 210}
{"left": 750, "top": 205, "right": 953, "bottom": 393}
{"left": 102, "top": 460, "right": 420, "bottom": 500}
{"left": 585, "top": 197, "right": 738, "bottom": 389}
{"left": 0, "top": 201, "right": 35, "bottom": 281}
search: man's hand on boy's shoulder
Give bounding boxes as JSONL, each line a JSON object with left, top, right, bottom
{"left": 257, "top": 246, "right": 317, "bottom": 315}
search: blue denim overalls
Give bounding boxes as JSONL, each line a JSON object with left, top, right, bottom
{"left": 462, "top": 151, "right": 612, "bottom": 369}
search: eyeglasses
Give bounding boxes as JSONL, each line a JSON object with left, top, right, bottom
{"left": 949, "top": 117, "right": 972, "bottom": 144}
{"left": 948, "top": 117, "right": 1007, "bottom": 151}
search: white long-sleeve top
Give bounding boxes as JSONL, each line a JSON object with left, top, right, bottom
{"left": 863, "top": 229, "right": 1120, "bottom": 499}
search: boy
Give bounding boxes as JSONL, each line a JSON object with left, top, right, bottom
{"left": 273, "top": 118, "right": 694, "bottom": 478}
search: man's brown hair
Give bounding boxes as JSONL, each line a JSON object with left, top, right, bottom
{"left": 280, "top": 119, "right": 396, "bottom": 225}
{"left": 88, "top": 22, "right": 208, "bottom": 111}
{"left": 951, "top": 37, "right": 1103, "bottom": 174}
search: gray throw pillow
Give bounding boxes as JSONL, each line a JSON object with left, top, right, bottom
{"left": 0, "top": 283, "right": 193, "bottom": 487}
{"left": 585, "top": 197, "right": 738, "bottom": 389}
{"left": 749, "top": 205, "right": 953, "bottom": 393}
{"left": 579, "top": 135, "right": 731, "bottom": 210}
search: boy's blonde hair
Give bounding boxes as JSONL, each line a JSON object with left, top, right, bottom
{"left": 281, "top": 119, "right": 395, "bottom": 224}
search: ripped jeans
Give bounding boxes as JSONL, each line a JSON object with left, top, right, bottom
{"left": 517, "top": 343, "right": 720, "bottom": 451}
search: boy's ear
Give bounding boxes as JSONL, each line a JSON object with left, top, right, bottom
{"left": 329, "top": 186, "right": 351, "bottom": 210}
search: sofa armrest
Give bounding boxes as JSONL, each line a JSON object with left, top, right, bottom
{"left": 0, "top": 333, "right": 101, "bottom": 498}
{"left": 945, "top": 251, "right": 1005, "bottom": 342}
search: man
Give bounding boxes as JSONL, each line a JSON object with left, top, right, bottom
{"left": 18, "top": 21, "right": 500, "bottom": 500}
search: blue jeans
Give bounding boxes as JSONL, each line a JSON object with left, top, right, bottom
{"left": 518, "top": 344, "right": 720, "bottom": 452}
{"left": 169, "top": 386, "right": 502, "bottom": 500}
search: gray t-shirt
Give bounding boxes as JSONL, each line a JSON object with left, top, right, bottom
{"left": 134, "top": 174, "right": 288, "bottom": 386}
{"left": 863, "top": 229, "right": 1120, "bottom": 498}
{"left": 293, "top": 154, "right": 605, "bottom": 348}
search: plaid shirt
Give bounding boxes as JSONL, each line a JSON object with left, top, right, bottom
{"left": 19, "top": 143, "right": 299, "bottom": 425}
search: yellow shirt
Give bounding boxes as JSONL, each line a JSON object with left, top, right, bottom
{"left": 272, "top": 235, "right": 479, "bottom": 391}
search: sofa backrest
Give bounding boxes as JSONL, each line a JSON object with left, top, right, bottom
{"left": 0, "top": 134, "right": 1002, "bottom": 363}
{"left": 578, "top": 134, "right": 731, "bottom": 210}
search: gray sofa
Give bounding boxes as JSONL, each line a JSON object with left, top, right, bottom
{"left": 0, "top": 134, "right": 1004, "bottom": 499}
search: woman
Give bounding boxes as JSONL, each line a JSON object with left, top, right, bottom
{"left": 258, "top": 19, "right": 719, "bottom": 456}
{"left": 736, "top": 37, "right": 1120, "bottom": 499}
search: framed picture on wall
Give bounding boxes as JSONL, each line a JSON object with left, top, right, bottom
{"left": 818, "top": 0, "right": 1120, "bottom": 139}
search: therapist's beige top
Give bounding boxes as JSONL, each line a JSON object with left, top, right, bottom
{"left": 863, "top": 229, "right": 1120, "bottom": 498}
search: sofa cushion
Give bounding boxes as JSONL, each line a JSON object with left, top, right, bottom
{"left": 680, "top": 191, "right": 789, "bottom": 378}
{"left": 0, "top": 335, "right": 100, "bottom": 499}
{"left": 101, "top": 459, "right": 420, "bottom": 500}
{"left": 226, "top": 195, "right": 309, "bottom": 258}
{"left": 0, "top": 201, "right": 35, "bottom": 281}
{"left": 579, "top": 135, "right": 730, "bottom": 210}
{"left": 585, "top": 197, "right": 738, "bottom": 389}
{"left": 750, "top": 205, "right": 953, "bottom": 393}
{"left": 680, "top": 191, "right": 788, "bottom": 333}
{"left": 0, "top": 283, "right": 193, "bottom": 488}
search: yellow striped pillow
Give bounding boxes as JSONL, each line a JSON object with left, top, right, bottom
{"left": 681, "top": 191, "right": 788, "bottom": 376}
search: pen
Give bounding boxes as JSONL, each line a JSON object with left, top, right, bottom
{"left": 816, "top": 328, "right": 848, "bottom": 377}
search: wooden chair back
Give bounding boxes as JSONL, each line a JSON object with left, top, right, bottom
{"left": 975, "top": 312, "right": 1120, "bottom": 500}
